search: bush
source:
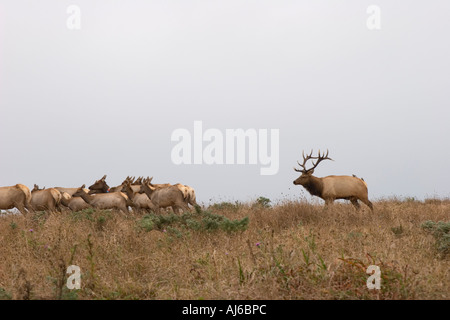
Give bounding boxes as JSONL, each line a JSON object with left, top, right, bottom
{"left": 253, "top": 197, "right": 271, "bottom": 209}
{"left": 421, "top": 220, "right": 450, "bottom": 257}
{"left": 209, "top": 201, "right": 242, "bottom": 212}
{"left": 138, "top": 208, "right": 249, "bottom": 234}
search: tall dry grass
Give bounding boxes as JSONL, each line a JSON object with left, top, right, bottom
{"left": 0, "top": 199, "right": 448, "bottom": 300}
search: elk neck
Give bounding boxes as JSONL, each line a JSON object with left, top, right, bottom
{"left": 302, "top": 175, "right": 324, "bottom": 197}
{"left": 77, "top": 191, "right": 94, "bottom": 204}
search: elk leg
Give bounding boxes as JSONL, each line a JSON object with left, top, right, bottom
{"left": 24, "top": 202, "right": 34, "bottom": 214}
{"left": 350, "top": 197, "right": 361, "bottom": 210}
{"left": 178, "top": 202, "right": 190, "bottom": 213}
{"left": 49, "top": 203, "right": 57, "bottom": 212}
{"left": 16, "top": 204, "right": 28, "bottom": 215}
{"left": 361, "top": 198, "right": 374, "bottom": 212}
{"left": 119, "top": 204, "right": 129, "bottom": 214}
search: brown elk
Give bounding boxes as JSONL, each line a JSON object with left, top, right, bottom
{"left": 121, "top": 180, "right": 156, "bottom": 212}
{"left": 72, "top": 185, "right": 129, "bottom": 213}
{"left": 60, "top": 190, "right": 91, "bottom": 212}
{"left": 87, "top": 175, "right": 132, "bottom": 206}
{"left": 293, "top": 150, "right": 373, "bottom": 211}
{"left": 88, "top": 175, "right": 109, "bottom": 194}
{"left": 31, "top": 184, "right": 62, "bottom": 212}
{"left": 139, "top": 180, "right": 190, "bottom": 214}
{"left": 146, "top": 177, "right": 198, "bottom": 208}
{"left": 0, "top": 184, "right": 33, "bottom": 215}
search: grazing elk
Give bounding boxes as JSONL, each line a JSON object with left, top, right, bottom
{"left": 31, "top": 185, "right": 62, "bottom": 212}
{"left": 0, "top": 184, "right": 33, "bottom": 215}
{"left": 293, "top": 150, "right": 373, "bottom": 211}
{"left": 174, "top": 183, "right": 198, "bottom": 208}
{"left": 139, "top": 180, "right": 190, "bottom": 214}
{"left": 72, "top": 185, "right": 129, "bottom": 213}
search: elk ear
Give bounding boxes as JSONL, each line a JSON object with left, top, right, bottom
{"left": 306, "top": 169, "right": 314, "bottom": 175}
{"left": 81, "top": 184, "right": 86, "bottom": 189}
{"left": 101, "top": 175, "right": 107, "bottom": 181}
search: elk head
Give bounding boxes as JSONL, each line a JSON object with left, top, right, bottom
{"left": 139, "top": 179, "right": 156, "bottom": 196}
{"left": 88, "top": 175, "right": 109, "bottom": 194}
{"left": 120, "top": 180, "right": 132, "bottom": 194}
{"left": 293, "top": 150, "right": 333, "bottom": 186}
{"left": 72, "top": 185, "right": 87, "bottom": 197}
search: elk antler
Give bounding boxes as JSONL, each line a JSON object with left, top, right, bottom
{"left": 294, "top": 149, "right": 333, "bottom": 173}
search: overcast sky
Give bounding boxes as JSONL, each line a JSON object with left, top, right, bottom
{"left": 1, "top": 1, "right": 449, "bottom": 204}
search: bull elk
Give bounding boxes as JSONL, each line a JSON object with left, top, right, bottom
{"left": 293, "top": 150, "right": 373, "bottom": 211}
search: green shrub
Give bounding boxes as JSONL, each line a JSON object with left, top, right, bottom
{"left": 421, "top": 220, "right": 450, "bottom": 257}
{"left": 0, "top": 287, "right": 12, "bottom": 300}
{"left": 253, "top": 197, "right": 271, "bottom": 208}
{"left": 209, "top": 201, "right": 242, "bottom": 212}
{"left": 138, "top": 208, "right": 249, "bottom": 234}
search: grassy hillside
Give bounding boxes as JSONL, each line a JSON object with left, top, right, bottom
{"left": 0, "top": 199, "right": 448, "bottom": 300}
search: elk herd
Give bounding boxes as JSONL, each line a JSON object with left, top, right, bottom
{"left": 0, "top": 149, "right": 375, "bottom": 215}
{"left": 0, "top": 176, "right": 198, "bottom": 215}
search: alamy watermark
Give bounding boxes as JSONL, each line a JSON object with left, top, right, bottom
{"left": 367, "top": 5, "right": 381, "bottom": 30}
{"left": 67, "top": 5, "right": 81, "bottom": 30}
{"left": 66, "top": 265, "right": 81, "bottom": 290}
{"left": 171, "top": 121, "right": 279, "bottom": 175}
{"left": 366, "top": 265, "right": 381, "bottom": 290}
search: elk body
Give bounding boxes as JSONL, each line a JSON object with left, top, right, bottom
{"left": 174, "top": 183, "right": 198, "bottom": 208}
{"left": 72, "top": 186, "right": 129, "bottom": 213}
{"left": 140, "top": 181, "right": 190, "bottom": 214}
{"left": 60, "top": 190, "right": 91, "bottom": 212}
{"left": 146, "top": 177, "right": 198, "bottom": 208}
{"left": 86, "top": 175, "right": 132, "bottom": 205}
{"left": 31, "top": 185, "right": 62, "bottom": 212}
{"left": 293, "top": 150, "right": 373, "bottom": 211}
{"left": 0, "top": 184, "right": 33, "bottom": 215}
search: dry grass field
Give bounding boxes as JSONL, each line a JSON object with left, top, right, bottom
{"left": 0, "top": 198, "right": 448, "bottom": 300}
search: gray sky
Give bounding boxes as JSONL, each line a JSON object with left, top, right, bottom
{"left": 1, "top": 0, "right": 449, "bottom": 204}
